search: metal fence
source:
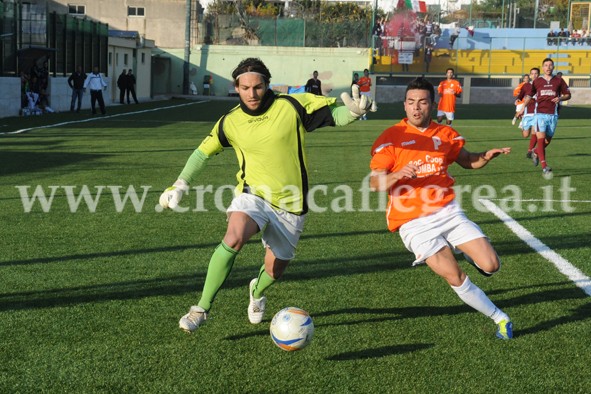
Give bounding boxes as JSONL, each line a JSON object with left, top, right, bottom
{"left": 203, "top": 15, "right": 372, "bottom": 48}
{"left": 0, "top": 1, "right": 108, "bottom": 77}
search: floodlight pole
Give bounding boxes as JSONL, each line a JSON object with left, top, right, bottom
{"left": 533, "top": 0, "right": 539, "bottom": 28}
{"left": 183, "top": 0, "right": 192, "bottom": 95}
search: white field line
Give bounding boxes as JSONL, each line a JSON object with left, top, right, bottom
{"left": 0, "top": 101, "right": 208, "bottom": 135}
{"left": 480, "top": 198, "right": 591, "bottom": 297}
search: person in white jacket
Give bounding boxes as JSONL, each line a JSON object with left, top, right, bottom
{"left": 83, "top": 66, "right": 107, "bottom": 115}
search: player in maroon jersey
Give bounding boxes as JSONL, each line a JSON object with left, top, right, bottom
{"left": 522, "top": 58, "right": 571, "bottom": 176}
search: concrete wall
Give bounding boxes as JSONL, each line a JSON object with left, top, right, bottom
{"left": 49, "top": 77, "right": 113, "bottom": 113}
{"left": 0, "top": 78, "right": 22, "bottom": 119}
{"left": 0, "top": 76, "right": 112, "bottom": 118}
{"left": 48, "top": 0, "right": 188, "bottom": 49}
{"left": 108, "top": 38, "right": 153, "bottom": 102}
{"left": 156, "top": 45, "right": 373, "bottom": 99}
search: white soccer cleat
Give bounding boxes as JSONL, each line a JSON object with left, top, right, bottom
{"left": 179, "top": 305, "right": 207, "bottom": 333}
{"left": 248, "top": 278, "right": 266, "bottom": 324}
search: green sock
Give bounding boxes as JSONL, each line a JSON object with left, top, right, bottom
{"left": 197, "top": 241, "right": 238, "bottom": 311}
{"left": 252, "top": 264, "right": 276, "bottom": 299}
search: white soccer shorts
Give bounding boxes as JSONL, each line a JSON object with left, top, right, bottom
{"left": 437, "top": 110, "right": 455, "bottom": 120}
{"left": 399, "top": 201, "right": 486, "bottom": 265}
{"left": 227, "top": 193, "right": 305, "bottom": 260}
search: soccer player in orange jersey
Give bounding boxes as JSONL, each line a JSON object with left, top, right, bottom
{"left": 512, "top": 73, "right": 530, "bottom": 125}
{"left": 436, "top": 68, "right": 462, "bottom": 125}
{"left": 357, "top": 69, "right": 372, "bottom": 120}
{"left": 369, "top": 77, "right": 514, "bottom": 340}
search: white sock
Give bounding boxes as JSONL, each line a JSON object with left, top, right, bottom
{"left": 451, "top": 276, "right": 508, "bottom": 323}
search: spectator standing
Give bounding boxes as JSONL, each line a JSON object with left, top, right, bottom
{"left": 449, "top": 25, "right": 460, "bottom": 48}
{"left": 424, "top": 45, "right": 433, "bottom": 73}
{"left": 126, "top": 69, "right": 139, "bottom": 104}
{"left": 372, "top": 18, "right": 384, "bottom": 55}
{"left": 352, "top": 72, "right": 359, "bottom": 88}
{"left": 117, "top": 70, "right": 128, "bottom": 104}
{"left": 304, "top": 71, "right": 322, "bottom": 96}
{"left": 84, "top": 66, "right": 108, "bottom": 115}
{"left": 68, "top": 66, "right": 87, "bottom": 112}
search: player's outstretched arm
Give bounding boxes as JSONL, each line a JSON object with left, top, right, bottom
{"left": 159, "top": 148, "right": 210, "bottom": 209}
{"left": 336, "top": 84, "right": 377, "bottom": 125}
{"left": 455, "top": 147, "right": 511, "bottom": 169}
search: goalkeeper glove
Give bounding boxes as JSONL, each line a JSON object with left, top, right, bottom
{"left": 159, "top": 179, "right": 189, "bottom": 209}
{"left": 340, "top": 84, "right": 377, "bottom": 118}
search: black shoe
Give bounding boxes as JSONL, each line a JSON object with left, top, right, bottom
{"left": 526, "top": 151, "right": 532, "bottom": 159}
{"left": 531, "top": 151, "right": 539, "bottom": 167}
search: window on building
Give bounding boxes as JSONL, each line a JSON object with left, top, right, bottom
{"left": 124, "top": 54, "right": 129, "bottom": 65}
{"left": 116, "top": 53, "right": 119, "bottom": 66}
{"left": 141, "top": 53, "right": 145, "bottom": 64}
{"left": 108, "top": 52, "right": 112, "bottom": 66}
{"left": 128, "top": 6, "right": 145, "bottom": 17}
{"left": 68, "top": 4, "right": 85, "bottom": 15}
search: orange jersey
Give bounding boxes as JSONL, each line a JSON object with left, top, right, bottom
{"left": 513, "top": 82, "right": 527, "bottom": 106}
{"left": 357, "top": 76, "right": 371, "bottom": 92}
{"left": 370, "top": 119, "right": 465, "bottom": 232}
{"left": 437, "top": 79, "right": 462, "bottom": 113}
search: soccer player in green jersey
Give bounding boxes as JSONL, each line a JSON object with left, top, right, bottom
{"left": 160, "top": 58, "right": 375, "bottom": 333}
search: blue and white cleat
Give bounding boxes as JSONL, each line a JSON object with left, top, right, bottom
{"left": 496, "top": 319, "right": 513, "bottom": 340}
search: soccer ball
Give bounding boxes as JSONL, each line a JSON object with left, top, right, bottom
{"left": 270, "top": 307, "right": 314, "bottom": 351}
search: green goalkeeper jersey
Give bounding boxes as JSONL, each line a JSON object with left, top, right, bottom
{"left": 197, "top": 91, "right": 336, "bottom": 215}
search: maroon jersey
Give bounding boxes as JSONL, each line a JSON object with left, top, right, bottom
{"left": 518, "top": 82, "right": 536, "bottom": 115}
{"left": 529, "top": 75, "right": 570, "bottom": 115}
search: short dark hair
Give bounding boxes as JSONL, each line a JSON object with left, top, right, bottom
{"left": 406, "top": 77, "right": 435, "bottom": 102}
{"left": 530, "top": 67, "right": 540, "bottom": 74}
{"left": 542, "top": 57, "right": 554, "bottom": 65}
{"left": 446, "top": 68, "right": 455, "bottom": 74}
{"left": 232, "top": 58, "right": 271, "bottom": 86}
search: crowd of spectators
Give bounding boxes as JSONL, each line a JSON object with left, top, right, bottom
{"left": 19, "top": 60, "right": 54, "bottom": 115}
{"left": 372, "top": 16, "right": 443, "bottom": 57}
{"left": 547, "top": 28, "right": 590, "bottom": 46}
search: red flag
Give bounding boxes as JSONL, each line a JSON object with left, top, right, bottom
{"left": 419, "top": 1, "right": 427, "bottom": 13}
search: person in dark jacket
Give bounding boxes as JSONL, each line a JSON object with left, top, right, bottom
{"left": 126, "top": 69, "right": 139, "bottom": 104}
{"left": 68, "top": 66, "right": 87, "bottom": 112}
{"left": 117, "top": 70, "right": 128, "bottom": 104}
